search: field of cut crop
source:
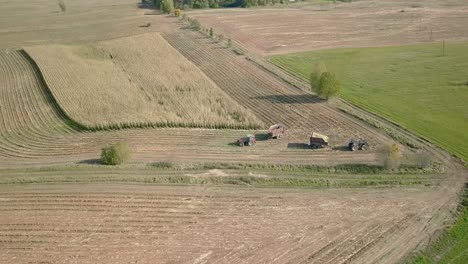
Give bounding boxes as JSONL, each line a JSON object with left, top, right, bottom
{"left": 0, "top": 49, "right": 389, "bottom": 168}
{"left": 271, "top": 42, "right": 468, "bottom": 162}
{"left": 0, "top": 181, "right": 458, "bottom": 263}
{"left": 25, "top": 33, "right": 261, "bottom": 129}
{"left": 190, "top": 0, "right": 468, "bottom": 55}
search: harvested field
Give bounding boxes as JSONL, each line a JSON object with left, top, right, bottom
{"left": 25, "top": 33, "right": 261, "bottom": 129}
{"left": 0, "top": 49, "right": 383, "bottom": 168}
{"left": 0, "top": 0, "right": 174, "bottom": 49}
{"left": 189, "top": 0, "right": 468, "bottom": 55}
{"left": 0, "top": 183, "right": 458, "bottom": 263}
{"left": 163, "top": 29, "right": 395, "bottom": 148}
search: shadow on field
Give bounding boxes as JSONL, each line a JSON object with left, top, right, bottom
{"left": 253, "top": 94, "right": 323, "bottom": 104}
{"left": 287, "top": 143, "right": 310, "bottom": 149}
{"left": 78, "top": 159, "right": 101, "bottom": 165}
{"left": 332, "top": 146, "right": 351, "bottom": 151}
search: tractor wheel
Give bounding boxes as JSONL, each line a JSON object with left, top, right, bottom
{"left": 248, "top": 140, "right": 253, "bottom": 146}
{"left": 360, "top": 143, "right": 369, "bottom": 151}
{"left": 350, "top": 144, "right": 358, "bottom": 151}
{"left": 277, "top": 134, "right": 281, "bottom": 139}
{"left": 239, "top": 141, "right": 244, "bottom": 147}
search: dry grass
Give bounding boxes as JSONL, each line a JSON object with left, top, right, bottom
{"left": 25, "top": 33, "right": 262, "bottom": 129}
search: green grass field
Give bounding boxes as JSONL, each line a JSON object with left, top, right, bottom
{"left": 271, "top": 42, "right": 468, "bottom": 162}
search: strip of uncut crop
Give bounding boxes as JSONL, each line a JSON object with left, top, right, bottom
{"left": 25, "top": 33, "right": 262, "bottom": 130}
{"left": 162, "top": 31, "right": 394, "bottom": 148}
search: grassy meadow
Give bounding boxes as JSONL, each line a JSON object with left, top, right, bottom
{"left": 271, "top": 42, "right": 468, "bottom": 162}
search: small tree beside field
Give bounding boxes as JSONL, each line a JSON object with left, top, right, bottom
{"left": 101, "top": 142, "right": 131, "bottom": 165}
{"left": 310, "top": 62, "right": 340, "bottom": 99}
{"left": 379, "top": 143, "right": 401, "bottom": 170}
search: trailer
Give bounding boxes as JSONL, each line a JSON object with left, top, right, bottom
{"left": 309, "top": 132, "right": 329, "bottom": 149}
{"left": 268, "top": 123, "right": 287, "bottom": 139}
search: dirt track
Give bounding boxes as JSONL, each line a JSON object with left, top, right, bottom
{"left": 190, "top": 0, "right": 468, "bottom": 55}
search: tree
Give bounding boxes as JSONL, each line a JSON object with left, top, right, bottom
{"left": 174, "top": 8, "right": 181, "bottom": 16}
{"left": 58, "top": 0, "right": 66, "bottom": 12}
{"left": 227, "top": 38, "right": 232, "bottom": 48}
{"left": 101, "top": 142, "right": 131, "bottom": 165}
{"left": 317, "top": 72, "right": 341, "bottom": 99}
{"left": 161, "top": 0, "right": 174, "bottom": 13}
{"left": 310, "top": 62, "right": 327, "bottom": 91}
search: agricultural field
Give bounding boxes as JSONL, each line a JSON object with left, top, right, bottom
{"left": 270, "top": 42, "right": 468, "bottom": 162}
{"left": 0, "top": 0, "right": 173, "bottom": 49}
{"left": 0, "top": 177, "right": 459, "bottom": 263}
{"left": 189, "top": 0, "right": 468, "bottom": 55}
{"left": 25, "top": 33, "right": 261, "bottom": 129}
{"left": 0, "top": 0, "right": 467, "bottom": 263}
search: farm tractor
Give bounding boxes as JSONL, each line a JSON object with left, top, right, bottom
{"left": 348, "top": 138, "right": 369, "bottom": 151}
{"left": 268, "top": 123, "right": 287, "bottom": 139}
{"left": 237, "top": 134, "right": 256, "bottom": 147}
{"left": 309, "top": 132, "right": 329, "bottom": 149}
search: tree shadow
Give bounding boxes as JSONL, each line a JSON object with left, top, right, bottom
{"left": 78, "top": 159, "right": 102, "bottom": 165}
{"left": 253, "top": 94, "right": 324, "bottom": 104}
{"left": 287, "top": 143, "right": 310, "bottom": 149}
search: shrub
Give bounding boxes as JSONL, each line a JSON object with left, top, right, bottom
{"left": 317, "top": 72, "right": 341, "bottom": 99}
{"left": 101, "top": 142, "right": 131, "bottom": 165}
{"left": 161, "top": 0, "right": 174, "bottom": 14}
{"left": 182, "top": 13, "right": 187, "bottom": 20}
{"left": 190, "top": 19, "right": 201, "bottom": 30}
{"left": 379, "top": 144, "right": 401, "bottom": 170}
{"left": 174, "top": 8, "right": 181, "bottom": 17}
{"left": 209, "top": 27, "right": 214, "bottom": 38}
{"left": 227, "top": 38, "right": 232, "bottom": 48}
{"left": 58, "top": 0, "right": 66, "bottom": 12}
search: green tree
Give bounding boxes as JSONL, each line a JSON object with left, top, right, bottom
{"left": 310, "top": 62, "right": 327, "bottom": 92}
{"left": 161, "top": 0, "right": 174, "bottom": 13}
{"left": 317, "top": 72, "right": 341, "bottom": 99}
{"left": 380, "top": 144, "right": 401, "bottom": 170}
{"left": 101, "top": 142, "right": 131, "bottom": 165}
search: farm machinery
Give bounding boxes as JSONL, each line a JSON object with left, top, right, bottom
{"left": 237, "top": 134, "right": 256, "bottom": 147}
{"left": 268, "top": 123, "right": 287, "bottom": 139}
{"left": 348, "top": 138, "right": 369, "bottom": 151}
{"left": 309, "top": 132, "right": 329, "bottom": 149}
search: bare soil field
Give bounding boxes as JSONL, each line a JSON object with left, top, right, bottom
{"left": 0, "top": 183, "right": 458, "bottom": 263}
{"left": 189, "top": 0, "right": 468, "bottom": 55}
{"left": 25, "top": 33, "right": 261, "bottom": 128}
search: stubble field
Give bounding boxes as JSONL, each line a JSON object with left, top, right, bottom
{"left": 189, "top": 0, "right": 468, "bottom": 55}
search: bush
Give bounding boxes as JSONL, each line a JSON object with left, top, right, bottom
{"left": 190, "top": 19, "right": 201, "bottom": 30}
{"left": 317, "top": 72, "right": 341, "bottom": 99}
{"left": 227, "top": 38, "right": 232, "bottom": 48}
{"left": 58, "top": 0, "right": 66, "bottom": 12}
{"left": 209, "top": 27, "right": 214, "bottom": 38}
{"left": 174, "top": 8, "right": 181, "bottom": 17}
{"left": 161, "top": 0, "right": 174, "bottom": 14}
{"left": 101, "top": 142, "right": 131, "bottom": 165}
{"left": 379, "top": 144, "right": 401, "bottom": 170}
